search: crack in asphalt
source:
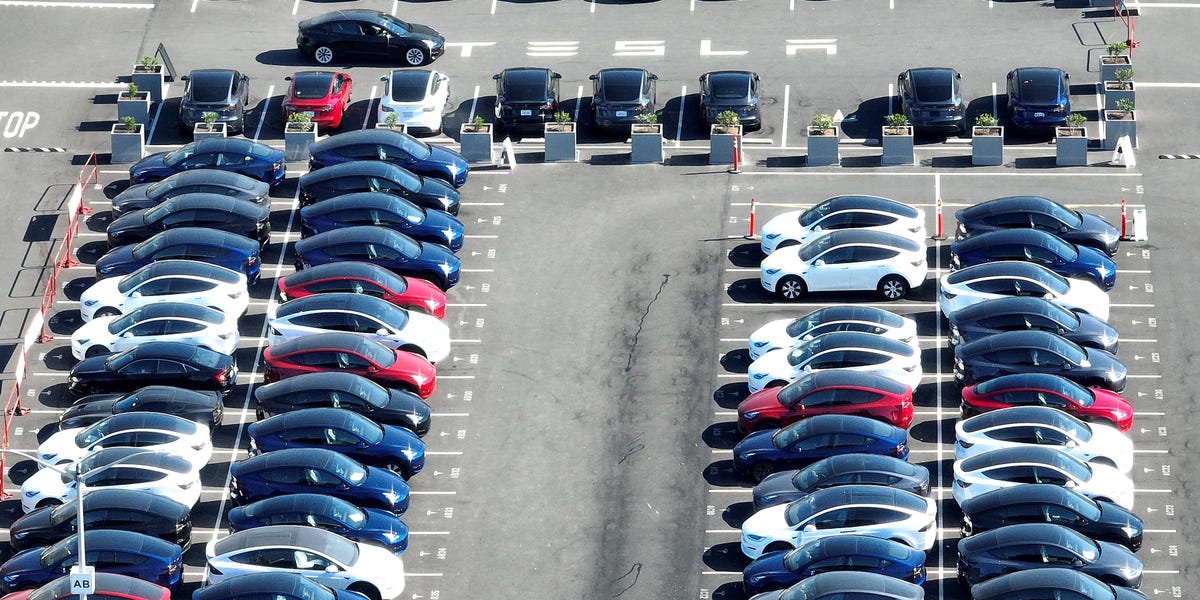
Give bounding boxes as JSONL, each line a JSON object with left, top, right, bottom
{"left": 624, "top": 274, "right": 670, "bottom": 373}
{"left": 611, "top": 562, "right": 643, "bottom": 597}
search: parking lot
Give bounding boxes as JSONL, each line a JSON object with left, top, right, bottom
{"left": 0, "top": 1, "right": 1198, "bottom": 599}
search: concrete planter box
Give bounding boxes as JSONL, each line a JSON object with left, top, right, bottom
{"left": 880, "top": 126, "right": 914, "bottom": 166}
{"left": 131, "top": 66, "right": 165, "bottom": 103}
{"left": 806, "top": 125, "right": 840, "bottom": 166}
{"left": 375, "top": 123, "right": 407, "bottom": 134}
{"left": 971, "top": 126, "right": 1004, "bottom": 166}
{"left": 458, "top": 124, "right": 494, "bottom": 163}
{"left": 285, "top": 124, "right": 319, "bottom": 162}
{"left": 193, "top": 122, "right": 227, "bottom": 141}
{"left": 110, "top": 124, "right": 145, "bottom": 163}
{"left": 543, "top": 123, "right": 576, "bottom": 162}
{"left": 709, "top": 124, "right": 741, "bottom": 165}
{"left": 1103, "top": 111, "right": 1137, "bottom": 150}
{"left": 1103, "top": 81, "right": 1136, "bottom": 111}
{"left": 1099, "top": 55, "right": 1131, "bottom": 83}
{"left": 629, "top": 123, "right": 663, "bottom": 164}
{"left": 1055, "top": 127, "right": 1089, "bottom": 166}
{"left": 117, "top": 92, "right": 151, "bottom": 125}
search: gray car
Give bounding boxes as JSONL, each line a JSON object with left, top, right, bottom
{"left": 179, "top": 69, "right": 251, "bottom": 135}
{"left": 589, "top": 68, "right": 657, "bottom": 130}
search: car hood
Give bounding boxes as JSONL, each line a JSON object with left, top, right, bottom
{"left": 77, "top": 278, "right": 121, "bottom": 314}
{"left": 8, "top": 507, "right": 56, "bottom": 543}
{"left": 362, "top": 506, "right": 410, "bottom": 544}
{"left": 403, "top": 311, "right": 450, "bottom": 346}
{"left": 1075, "top": 245, "right": 1117, "bottom": 272}
{"left": 70, "top": 354, "right": 113, "bottom": 380}
{"left": 1096, "top": 500, "right": 1143, "bottom": 537}
{"left": 760, "top": 246, "right": 807, "bottom": 273}
{"left": 418, "top": 177, "right": 460, "bottom": 205}
{"left": 742, "top": 503, "right": 791, "bottom": 539}
{"left": 759, "top": 211, "right": 807, "bottom": 243}
{"left": 363, "top": 466, "right": 410, "bottom": 508}
{"left": 1087, "top": 541, "right": 1142, "bottom": 579}
{"left": 743, "top": 550, "right": 790, "bottom": 583}
{"left": 59, "top": 397, "right": 120, "bottom": 428}
{"left": 426, "top": 145, "right": 468, "bottom": 175}
{"left": 747, "top": 349, "right": 793, "bottom": 383}
{"left": 94, "top": 245, "right": 138, "bottom": 277}
{"left": 129, "top": 152, "right": 170, "bottom": 179}
{"left": 384, "top": 390, "right": 433, "bottom": 432}
{"left": 22, "top": 467, "right": 72, "bottom": 504}
{"left": 1062, "top": 279, "right": 1109, "bottom": 321}
{"left": 1082, "top": 347, "right": 1126, "bottom": 381}
{"left": 734, "top": 429, "right": 777, "bottom": 459}
{"left": 407, "top": 23, "right": 442, "bottom": 40}
{"left": 752, "top": 471, "right": 801, "bottom": 509}
{"left": 1079, "top": 212, "right": 1121, "bottom": 243}
{"left": 739, "top": 388, "right": 784, "bottom": 418}
{"left": 1074, "top": 312, "right": 1120, "bottom": 351}
{"left": 0, "top": 547, "right": 46, "bottom": 580}
{"left": 417, "top": 240, "right": 458, "bottom": 268}
{"left": 351, "top": 542, "right": 406, "bottom": 597}
{"left": 71, "top": 317, "right": 111, "bottom": 346}
{"left": 36, "top": 427, "right": 86, "bottom": 466}
{"left": 105, "top": 210, "right": 153, "bottom": 238}
{"left": 112, "top": 183, "right": 153, "bottom": 205}
{"left": 380, "top": 426, "right": 425, "bottom": 461}
{"left": 418, "top": 208, "right": 464, "bottom": 240}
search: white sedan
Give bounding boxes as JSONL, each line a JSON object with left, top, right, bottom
{"left": 740, "top": 485, "right": 936, "bottom": 559}
{"left": 206, "top": 525, "right": 405, "bottom": 600}
{"left": 760, "top": 230, "right": 928, "bottom": 301}
{"left": 747, "top": 331, "right": 923, "bottom": 394}
{"left": 955, "top": 406, "right": 1133, "bottom": 472}
{"left": 79, "top": 259, "right": 249, "bottom": 322}
{"left": 759, "top": 195, "right": 926, "bottom": 255}
{"left": 939, "top": 260, "right": 1110, "bottom": 321}
{"left": 71, "top": 302, "right": 239, "bottom": 360}
{"left": 952, "top": 445, "right": 1134, "bottom": 510}
{"left": 37, "top": 412, "right": 213, "bottom": 469}
{"left": 267, "top": 293, "right": 451, "bottom": 363}
{"left": 377, "top": 69, "right": 450, "bottom": 135}
{"left": 20, "top": 447, "right": 201, "bottom": 513}
{"left": 747, "top": 306, "right": 917, "bottom": 361}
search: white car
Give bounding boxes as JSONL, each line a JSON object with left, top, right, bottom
{"left": 747, "top": 306, "right": 918, "bottom": 361}
{"left": 267, "top": 293, "right": 451, "bottom": 363}
{"left": 378, "top": 69, "right": 450, "bottom": 135}
{"left": 20, "top": 447, "right": 201, "bottom": 513}
{"left": 740, "top": 485, "right": 937, "bottom": 559}
{"left": 747, "top": 331, "right": 923, "bottom": 394}
{"left": 760, "top": 230, "right": 928, "bottom": 301}
{"left": 37, "top": 412, "right": 213, "bottom": 469}
{"left": 71, "top": 302, "right": 239, "bottom": 360}
{"left": 206, "top": 525, "right": 405, "bottom": 600}
{"left": 955, "top": 406, "right": 1133, "bottom": 473}
{"left": 759, "top": 195, "right": 926, "bottom": 255}
{"left": 939, "top": 260, "right": 1110, "bottom": 321}
{"left": 79, "top": 259, "right": 249, "bottom": 322}
{"left": 952, "top": 445, "right": 1134, "bottom": 510}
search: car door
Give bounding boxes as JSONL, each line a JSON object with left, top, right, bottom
{"left": 180, "top": 152, "right": 219, "bottom": 171}
{"left": 803, "top": 247, "right": 855, "bottom": 292}
{"left": 353, "top": 19, "right": 391, "bottom": 58}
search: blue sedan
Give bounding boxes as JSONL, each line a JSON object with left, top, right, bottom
{"left": 227, "top": 493, "right": 409, "bottom": 555}
{"left": 297, "top": 160, "right": 460, "bottom": 215}
{"left": 129, "top": 138, "right": 286, "bottom": 187}
{"left": 248, "top": 408, "right": 425, "bottom": 478}
{"left": 1007, "top": 67, "right": 1071, "bottom": 128}
{"left": 0, "top": 530, "right": 183, "bottom": 592}
{"left": 951, "top": 228, "right": 1116, "bottom": 291}
{"left": 294, "top": 225, "right": 459, "bottom": 290}
{"left": 299, "top": 192, "right": 464, "bottom": 252}
{"left": 229, "top": 447, "right": 410, "bottom": 514}
{"left": 193, "top": 572, "right": 370, "bottom": 600}
{"left": 732, "top": 414, "right": 909, "bottom": 483}
{"left": 308, "top": 129, "right": 468, "bottom": 188}
{"left": 742, "top": 535, "right": 927, "bottom": 594}
{"left": 94, "top": 227, "right": 261, "bottom": 283}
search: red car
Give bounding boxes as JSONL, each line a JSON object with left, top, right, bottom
{"left": 262, "top": 332, "right": 436, "bottom": 398}
{"left": 2, "top": 573, "right": 170, "bottom": 600}
{"left": 277, "top": 260, "right": 446, "bottom": 319}
{"left": 283, "top": 71, "right": 353, "bottom": 130}
{"left": 737, "top": 370, "right": 913, "bottom": 434}
{"left": 960, "top": 372, "right": 1133, "bottom": 432}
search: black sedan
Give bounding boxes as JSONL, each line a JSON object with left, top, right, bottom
{"left": 254, "top": 371, "right": 431, "bottom": 436}
{"left": 955, "top": 195, "right": 1121, "bottom": 255}
{"left": 961, "top": 484, "right": 1143, "bottom": 551}
{"left": 296, "top": 9, "right": 444, "bottom": 66}
{"left": 248, "top": 408, "right": 425, "bottom": 478}
{"left": 948, "top": 296, "right": 1119, "bottom": 353}
{"left": 293, "top": 225, "right": 459, "bottom": 290}
{"left": 297, "top": 160, "right": 460, "bottom": 214}
{"left": 493, "top": 67, "right": 561, "bottom": 132}
{"left": 699, "top": 70, "right": 760, "bottom": 129}
{"left": 897, "top": 67, "right": 965, "bottom": 132}
{"left": 299, "top": 192, "right": 463, "bottom": 252}
{"left": 8, "top": 488, "right": 192, "bottom": 551}
{"left": 954, "top": 330, "right": 1127, "bottom": 392}
{"left": 94, "top": 227, "right": 261, "bottom": 284}
{"left": 179, "top": 69, "right": 250, "bottom": 134}
{"left": 752, "top": 453, "right": 930, "bottom": 510}
{"left": 227, "top": 494, "right": 410, "bottom": 555}
{"left": 229, "top": 448, "right": 410, "bottom": 514}
{"left": 308, "top": 129, "right": 467, "bottom": 188}
{"left": 106, "top": 193, "right": 271, "bottom": 249}
{"left": 67, "top": 341, "right": 237, "bottom": 397}
{"left": 957, "top": 523, "right": 1142, "bottom": 588}
{"left": 128, "top": 138, "right": 286, "bottom": 187}
{"left": 748, "top": 571, "right": 924, "bottom": 600}
{"left": 112, "top": 170, "right": 270, "bottom": 218}
{"left": 950, "top": 228, "right": 1117, "bottom": 291}
{"left": 589, "top": 68, "right": 657, "bottom": 130}
{"left": 971, "top": 569, "right": 1150, "bottom": 600}
{"left": 58, "top": 385, "right": 223, "bottom": 430}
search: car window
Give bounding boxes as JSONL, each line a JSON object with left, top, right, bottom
{"left": 163, "top": 319, "right": 206, "bottom": 335}
{"left": 127, "top": 321, "right": 169, "bottom": 337}
{"left": 289, "top": 351, "right": 337, "bottom": 368}
{"left": 1045, "top": 505, "right": 1084, "bottom": 525}
{"left": 181, "top": 154, "right": 218, "bottom": 169}
{"left": 853, "top": 247, "right": 900, "bottom": 262}
{"left": 292, "top": 312, "right": 354, "bottom": 332}
{"left": 815, "top": 247, "right": 855, "bottom": 265}
{"left": 305, "top": 468, "right": 344, "bottom": 486}
{"left": 293, "top": 550, "right": 335, "bottom": 571}
{"left": 166, "top": 278, "right": 217, "bottom": 294}
{"left": 830, "top": 433, "right": 870, "bottom": 449}
{"left": 794, "top": 433, "right": 834, "bottom": 452}
{"left": 337, "top": 144, "right": 382, "bottom": 161}
{"left": 334, "top": 352, "right": 373, "bottom": 370}
{"left": 94, "top": 550, "right": 148, "bottom": 568}
{"left": 844, "top": 506, "right": 906, "bottom": 527}
{"left": 256, "top": 548, "right": 299, "bottom": 569}
{"left": 838, "top": 350, "right": 889, "bottom": 368}
{"left": 810, "top": 507, "right": 851, "bottom": 529}
{"left": 259, "top": 466, "right": 305, "bottom": 485}
{"left": 806, "top": 350, "right": 846, "bottom": 370}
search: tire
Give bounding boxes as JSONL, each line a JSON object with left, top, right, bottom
{"left": 404, "top": 47, "right": 428, "bottom": 66}
{"left": 763, "top": 541, "right": 792, "bottom": 553}
{"left": 878, "top": 275, "right": 909, "bottom": 300}
{"left": 775, "top": 276, "right": 806, "bottom": 301}
{"left": 754, "top": 419, "right": 782, "bottom": 432}
{"left": 1090, "top": 457, "right": 1117, "bottom": 468}
{"left": 347, "top": 584, "right": 380, "bottom": 600}
{"left": 750, "top": 461, "right": 775, "bottom": 483}
{"left": 93, "top": 307, "right": 120, "bottom": 318}
{"left": 85, "top": 346, "right": 109, "bottom": 358}
{"left": 313, "top": 46, "right": 334, "bottom": 65}
{"left": 385, "top": 461, "right": 409, "bottom": 478}
{"left": 36, "top": 499, "right": 61, "bottom": 510}
{"left": 775, "top": 240, "right": 799, "bottom": 251}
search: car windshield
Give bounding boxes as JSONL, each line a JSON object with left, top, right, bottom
{"left": 341, "top": 415, "right": 385, "bottom": 445}
{"left": 1043, "top": 201, "right": 1084, "bottom": 229}
{"left": 40, "top": 535, "right": 76, "bottom": 566}
{"left": 144, "top": 179, "right": 176, "bottom": 197}
{"left": 503, "top": 71, "right": 549, "bottom": 101}
{"left": 331, "top": 502, "right": 367, "bottom": 530}
{"left": 798, "top": 198, "right": 837, "bottom": 227}
{"left": 710, "top": 73, "right": 750, "bottom": 100}
{"left": 130, "top": 234, "right": 170, "bottom": 261}
{"left": 161, "top": 146, "right": 196, "bottom": 168}
{"left": 1020, "top": 74, "right": 1062, "bottom": 104}
{"left": 1061, "top": 530, "right": 1100, "bottom": 562}
{"left": 784, "top": 496, "right": 821, "bottom": 527}
{"left": 782, "top": 544, "right": 820, "bottom": 571}
{"left": 48, "top": 500, "right": 79, "bottom": 526}
{"left": 292, "top": 72, "right": 333, "bottom": 99}
{"left": 389, "top": 72, "right": 431, "bottom": 102}
{"left": 106, "top": 311, "right": 145, "bottom": 335}
{"left": 327, "top": 454, "right": 368, "bottom": 485}
{"left": 793, "top": 460, "right": 833, "bottom": 490}
{"left": 1041, "top": 234, "right": 1078, "bottom": 261}
{"left": 786, "top": 336, "right": 828, "bottom": 367}
{"left": 393, "top": 134, "right": 432, "bottom": 160}
{"left": 797, "top": 235, "right": 837, "bottom": 262}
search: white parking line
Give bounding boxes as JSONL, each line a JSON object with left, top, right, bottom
{"left": 0, "top": 1, "right": 152, "bottom": 7}
{"left": 781, "top": 84, "right": 790, "bottom": 149}
{"left": 468, "top": 85, "right": 480, "bottom": 122}
{"left": 409, "top": 490, "right": 456, "bottom": 495}
{"left": 361, "top": 85, "right": 378, "bottom": 130}
{"left": 674, "top": 85, "right": 687, "bottom": 147}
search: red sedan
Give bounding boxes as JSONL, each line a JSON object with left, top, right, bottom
{"left": 283, "top": 71, "right": 353, "bottom": 130}
{"left": 737, "top": 370, "right": 913, "bottom": 434}
{"left": 277, "top": 260, "right": 447, "bottom": 319}
{"left": 262, "top": 332, "right": 436, "bottom": 398}
{"left": 2, "top": 573, "right": 170, "bottom": 600}
{"left": 960, "top": 372, "right": 1133, "bottom": 432}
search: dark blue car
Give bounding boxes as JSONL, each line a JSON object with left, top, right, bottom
{"left": 954, "top": 330, "right": 1127, "bottom": 392}
{"left": 227, "top": 493, "right": 409, "bottom": 555}
{"left": 294, "top": 225, "right": 459, "bottom": 290}
{"left": 957, "top": 523, "right": 1142, "bottom": 588}
{"left": 732, "top": 414, "right": 909, "bottom": 483}
{"left": 743, "top": 535, "right": 927, "bottom": 594}
{"left": 193, "top": 572, "right": 370, "bottom": 600}
{"left": 0, "top": 530, "right": 183, "bottom": 592}
{"left": 229, "top": 447, "right": 410, "bottom": 514}
{"left": 948, "top": 296, "right": 1119, "bottom": 353}
{"left": 254, "top": 372, "right": 431, "bottom": 436}
{"left": 297, "top": 160, "right": 460, "bottom": 215}
{"left": 961, "top": 484, "right": 1143, "bottom": 551}
{"left": 971, "top": 568, "right": 1150, "bottom": 600}
{"left": 112, "top": 169, "right": 271, "bottom": 218}
{"left": 308, "top": 129, "right": 467, "bottom": 188}
{"left": 955, "top": 195, "right": 1121, "bottom": 256}
{"left": 129, "top": 138, "right": 286, "bottom": 187}
{"left": 951, "top": 228, "right": 1116, "bottom": 291}
{"left": 248, "top": 408, "right": 425, "bottom": 478}
{"left": 752, "top": 453, "right": 930, "bottom": 511}
{"left": 1007, "top": 67, "right": 1071, "bottom": 128}
{"left": 299, "top": 192, "right": 463, "bottom": 252}
{"left": 94, "top": 227, "right": 261, "bottom": 283}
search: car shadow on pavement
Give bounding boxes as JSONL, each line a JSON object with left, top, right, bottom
{"left": 704, "top": 459, "right": 750, "bottom": 488}
{"left": 714, "top": 382, "right": 750, "bottom": 409}
{"left": 727, "top": 243, "right": 763, "bottom": 268}
{"left": 46, "top": 310, "right": 84, "bottom": 336}
{"left": 723, "top": 501, "right": 756, "bottom": 529}
{"left": 72, "top": 241, "right": 107, "bottom": 266}
{"left": 910, "top": 415, "right": 957, "bottom": 446}
{"left": 721, "top": 349, "right": 751, "bottom": 374}
{"left": 711, "top": 582, "right": 751, "bottom": 600}
{"left": 703, "top": 542, "right": 752, "bottom": 573}
{"left": 703, "top": 422, "right": 743, "bottom": 450}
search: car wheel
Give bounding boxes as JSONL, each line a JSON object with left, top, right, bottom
{"left": 313, "top": 46, "right": 335, "bottom": 65}
{"left": 878, "top": 275, "right": 909, "bottom": 300}
{"left": 347, "top": 584, "right": 381, "bottom": 600}
{"left": 750, "top": 461, "right": 775, "bottom": 483}
{"left": 399, "top": 345, "right": 426, "bottom": 359}
{"left": 754, "top": 419, "right": 782, "bottom": 432}
{"left": 404, "top": 47, "right": 428, "bottom": 66}
{"left": 775, "top": 276, "right": 806, "bottom": 301}
{"left": 85, "top": 346, "right": 109, "bottom": 358}
{"left": 1090, "top": 457, "right": 1117, "bottom": 468}
{"left": 36, "top": 499, "right": 62, "bottom": 509}
{"left": 385, "top": 461, "right": 408, "bottom": 477}
{"left": 93, "top": 307, "right": 120, "bottom": 318}
{"left": 775, "top": 239, "right": 799, "bottom": 251}
{"left": 763, "top": 541, "right": 792, "bottom": 553}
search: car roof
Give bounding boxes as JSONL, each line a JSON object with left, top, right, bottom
{"left": 80, "top": 446, "right": 195, "bottom": 473}
{"left": 499, "top": 67, "right": 554, "bottom": 82}
{"left": 87, "top": 411, "right": 200, "bottom": 434}
{"left": 188, "top": 68, "right": 236, "bottom": 84}
{"left": 124, "top": 340, "right": 226, "bottom": 361}
{"left": 813, "top": 229, "right": 924, "bottom": 253}
{"left": 961, "top": 405, "right": 1081, "bottom": 434}
{"left": 252, "top": 407, "right": 373, "bottom": 435}
{"left": 310, "top": 128, "right": 414, "bottom": 152}
{"left": 597, "top": 68, "right": 647, "bottom": 82}
{"left": 797, "top": 305, "right": 908, "bottom": 327}
{"left": 779, "top": 370, "right": 910, "bottom": 402}
{"left": 969, "top": 568, "right": 1111, "bottom": 598}
{"left": 275, "top": 292, "right": 396, "bottom": 319}
{"left": 956, "top": 445, "right": 1086, "bottom": 472}
{"left": 813, "top": 195, "right": 921, "bottom": 218}
{"left": 212, "top": 524, "right": 348, "bottom": 556}
{"left": 389, "top": 69, "right": 434, "bottom": 85}
{"left": 301, "top": 192, "right": 419, "bottom": 217}
{"left": 956, "top": 330, "right": 1078, "bottom": 358}
{"left": 281, "top": 260, "right": 406, "bottom": 288}
{"left": 269, "top": 331, "right": 391, "bottom": 356}
{"left": 299, "top": 159, "right": 411, "bottom": 182}
{"left": 154, "top": 168, "right": 265, "bottom": 190}
{"left": 154, "top": 193, "right": 270, "bottom": 219}
{"left": 796, "top": 331, "right": 917, "bottom": 357}
{"left": 187, "top": 137, "right": 276, "bottom": 157}
{"left": 194, "top": 572, "right": 335, "bottom": 600}
{"left": 705, "top": 70, "right": 756, "bottom": 84}
{"left": 973, "top": 372, "right": 1089, "bottom": 396}
{"left": 235, "top": 492, "right": 356, "bottom": 519}
{"left": 307, "top": 9, "right": 386, "bottom": 25}
{"left": 78, "top": 488, "right": 190, "bottom": 518}
{"left": 949, "top": 296, "right": 1074, "bottom": 324}
{"left": 1013, "top": 66, "right": 1065, "bottom": 80}
{"left": 124, "top": 302, "right": 226, "bottom": 324}
{"left": 30, "top": 573, "right": 167, "bottom": 600}
{"left": 953, "top": 228, "right": 1070, "bottom": 253}
{"left": 800, "top": 485, "right": 929, "bottom": 514}
{"left": 780, "top": 413, "right": 901, "bottom": 439}
{"left": 294, "top": 225, "right": 413, "bottom": 253}
{"left": 123, "top": 259, "right": 244, "bottom": 284}
{"left": 255, "top": 371, "right": 380, "bottom": 401}
{"left": 71, "top": 529, "right": 180, "bottom": 554}
{"left": 141, "top": 226, "right": 259, "bottom": 252}
{"left": 808, "top": 453, "right": 922, "bottom": 476}
{"left": 236, "top": 447, "right": 359, "bottom": 472}
{"left": 959, "top": 195, "right": 1065, "bottom": 219}
{"left": 799, "top": 535, "right": 920, "bottom": 560}
{"left": 784, "top": 571, "right": 923, "bottom": 598}
{"left": 960, "top": 483, "right": 1090, "bottom": 515}
{"left": 943, "top": 260, "right": 1066, "bottom": 286}
{"left": 959, "top": 523, "right": 1085, "bottom": 552}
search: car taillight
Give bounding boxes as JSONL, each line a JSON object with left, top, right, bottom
{"left": 176, "top": 519, "right": 188, "bottom": 532}
{"left": 247, "top": 254, "right": 258, "bottom": 266}
{"left": 957, "top": 440, "right": 973, "bottom": 449}
{"left": 941, "top": 289, "right": 957, "bottom": 299}
{"left": 896, "top": 443, "right": 907, "bottom": 455}
{"left": 179, "top": 480, "right": 195, "bottom": 490}
{"left": 208, "top": 564, "right": 223, "bottom": 576}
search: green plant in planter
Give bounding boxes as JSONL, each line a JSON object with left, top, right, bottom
{"left": 635, "top": 112, "right": 658, "bottom": 124}
{"left": 884, "top": 113, "right": 909, "bottom": 128}
{"left": 126, "top": 82, "right": 139, "bottom": 98}
{"left": 139, "top": 55, "right": 158, "bottom": 70}
{"left": 974, "top": 113, "right": 998, "bottom": 127}
{"left": 716, "top": 110, "right": 741, "bottom": 128}
{"left": 1115, "top": 68, "right": 1134, "bottom": 83}
{"left": 202, "top": 112, "right": 219, "bottom": 127}
{"left": 383, "top": 112, "right": 400, "bottom": 127}
{"left": 1064, "top": 113, "right": 1087, "bottom": 128}
{"left": 287, "top": 111, "right": 314, "bottom": 132}
{"left": 120, "top": 116, "right": 138, "bottom": 131}
{"left": 810, "top": 113, "right": 835, "bottom": 129}
{"left": 1106, "top": 42, "right": 1129, "bottom": 56}
{"left": 472, "top": 115, "right": 486, "bottom": 129}
{"left": 553, "top": 111, "right": 571, "bottom": 124}
{"left": 1115, "top": 98, "right": 1135, "bottom": 115}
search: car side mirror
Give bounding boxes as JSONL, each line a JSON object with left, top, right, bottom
{"left": 181, "top": 75, "right": 190, "bottom": 82}
{"left": 130, "top": 291, "right": 141, "bottom": 298}
{"left": 325, "top": 565, "right": 339, "bottom": 573}
{"left": 649, "top": 74, "right": 658, "bottom": 80}
{"left": 367, "top": 366, "right": 379, "bottom": 373}
{"left": 376, "top": 328, "right": 389, "bottom": 336}
{"left": 1064, "top": 73, "right": 1071, "bottom": 80}
{"left": 589, "top": 75, "right": 598, "bottom": 81}
{"left": 813, "top": 259, "right": 825, "bottom": 267}
{"left": 492, "top": 74, "right": 501, "bottom": 80}
{"left": 1072, "top": 559, "right": 1083, "bottom": 568}
{"left": 122, "top": 332, "right": 135, "bottom": 338}
{"left": 380, "top": 76, "right": 388, "bottom": 82}
{"left": 803, "top": 524, "right": 817, "bottom": 532}
{"left": 956, "top": 73, "right": 962, "bottom": 80}
{"left": 284, "top": 76, "right": 294, "bottom": 82}
{"left": 552, "top": 72, "right": 562, "bottom": 80}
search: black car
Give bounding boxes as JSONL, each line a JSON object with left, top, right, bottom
{"left": 957, "top": 523, "right": 1142, "bottom": 588}
{"left": 897, "top": 67, "right": 964, "bottom": 132}
{"left": 698, "top": 70, "right": 760, "bottom": 129}
{"left": 954, "top": 330, "right": 1127, "bottom": 392}
{"left": 752, "top": 453, "right": 930, "bottom": 510}
{"left": 296, "top": 9, "right": 444, "bottom": 67}
{"left": 254, "top": 371, "right": 431, "bottom": 436}
{"left": 493, "top": 67, "right": 561, "bottom": 132}
{"left": 948, "top": 296, "right": 1119, "bottom": 353}
{"left": 749, "top": 571, "right": 925, "bottom": 600}
{"left": 9, "top": 488, "right": 192, "bottom": 551}
{"left": 955, "top": 195, "right": 1121, "bottom": 255}
{"left": 1007, "top": 67, "right": 1071, "bottom": 128}
{"left": 67, "top": 341, "right": 237, "bottom": 397}
{"left": 58, "top": 385, "right": 223, "bottom": 430}
{"left": 297, "top": 160, "right": 460, "bottom": 214}
{"left": 307, "top": 129, "right": 468, "bottom": 188}
{"left": 179, "top": 69, "right": 251, "bottom": 134}
{"left": 106, "top": 193, "right": 271, "bottom": 249}
{"left": 950, "top": 228, "right": 1117, "bottom": 291}
{"left": 227, "top": 494, "right": 409, "bottom": 555}
{"left": 971, "top": 568, "right": 1150, "bottom": 600}
{"left": 589, "top": 68, "right": 657, "bottom": 130}
{"left": 112, "top": 170, "right": 270, "bottom": 218}
{"left": 194, "top": 572, "right": 372, "bottom": 600}
{"left": 961, "top": 484, "right": 1143, "bottom": 551}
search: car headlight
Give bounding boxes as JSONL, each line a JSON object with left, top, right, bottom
{"left": 23, "top": 490, "right": 38, "bottom": 498}
{"left": 380, "top": 106, "right": 394, "bottom": 113}
{"left": 40, "top": 453, "right": 57, "bottom": 462}
{"left": 751, "top": 372, "right": 768, "bottom": 380}
{"left": 12, "top": 530, "right": 28, "bottom": 540}
{"left": 400, "top": 448, "right": 419, "bottom": 461}
{"left": 81, "top": 299, "right": 98, "bottom": 307}
{"left": 744, "top": 534, "right": 765, "bottom": 542}
{"left": 763, "top": 233, "right": 779, "bottom": 240}
{"left": 421, "top": 39, "right": 436, "bottom": 48}
{"left": 763, "top": 268, "right": 781, "bottom": 276}
{"left": 68, "top": 376, "right": 79, "bottom": 384}
{"left": 3, "top": 574, "right": 19, "bottom": 583}
{"left": 742, "top": 412, "right": 759, "bottom": 420}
